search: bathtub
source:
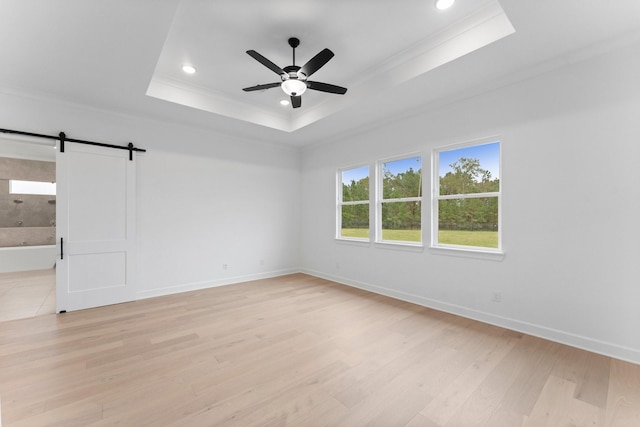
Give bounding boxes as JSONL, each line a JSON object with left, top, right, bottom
{"left": 0, "top": 245, "right": 56, "bottom": 273}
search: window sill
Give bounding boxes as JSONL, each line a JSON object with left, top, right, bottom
{"left": 374, "top": 240, "right": 425, "bottom": 252}
{"left": 335, "top": 237, "right": 371, "bottom": 247}
{"left": 429, "top": 245, "right": 505, "bottom": 261}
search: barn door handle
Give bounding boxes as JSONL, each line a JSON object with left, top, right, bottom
{"left": 60, "top": 237, "right": 64, "bottom": 260}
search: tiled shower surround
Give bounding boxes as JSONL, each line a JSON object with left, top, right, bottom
{"left": 0, "top": 157, "right": 56, "bottom": 247}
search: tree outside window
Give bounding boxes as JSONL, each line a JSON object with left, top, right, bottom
{"left": 338, "top": 165, "right": 370, "bottom": 240}
{"left": 378, "top": 155, "right": 422, "bottom": 243}
{"left": 434, "top": 141, "right": 501, "bottom": 250}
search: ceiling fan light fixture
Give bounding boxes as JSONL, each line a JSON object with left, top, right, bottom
{"left": 435, "top": 0, "right": 455, "bottom": 10}
{"left": 281, "top": 79, "right": 307, "bottom": 96}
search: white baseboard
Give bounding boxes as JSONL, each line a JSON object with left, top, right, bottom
{"left": 136, "top": 268, "right": 300, "bottom": 300}
{"left": 301, "top": 268, "right": 640, "bottom": 366}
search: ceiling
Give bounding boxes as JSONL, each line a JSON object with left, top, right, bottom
{"left": 1, "top": 0, "right": 640, "bottom": 147}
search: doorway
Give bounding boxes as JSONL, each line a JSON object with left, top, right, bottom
{"left": 2, "top": 129, "right": 141, "bottom": 317}
{"left": 0, "top": 135, "right": 57, "bottom": 322}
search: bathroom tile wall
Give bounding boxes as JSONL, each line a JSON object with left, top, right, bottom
{"left": 0, "top": 157, "right": 55, "bottom": 247}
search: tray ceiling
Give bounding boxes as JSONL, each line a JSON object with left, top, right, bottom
{"left": 147, "top": 0, "right": 514, "bottom": 132}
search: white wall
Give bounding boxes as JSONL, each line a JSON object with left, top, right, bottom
{"left": 135, "top": 132, "right": 301, "bottom": 298}
{"left": 300, "top": 41, "right": 640, "bottom": 364}
{"left": 0, "top": 92, "right": 301, "bottom": 297}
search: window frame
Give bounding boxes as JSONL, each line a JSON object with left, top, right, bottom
{"left": 375, "top": 153, "right": 423, "bottom": 247}
{"left": 431, "top": 138, "right": 503, "bottom": 255}
{"left": 336, "top": 164, "right": 371, "bottom": 242}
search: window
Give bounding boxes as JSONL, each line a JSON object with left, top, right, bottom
{"left": 378, "top": 155, "right": 422, "bottom": 244}
{"left": 9, "top": 180, "right": 56, "bottom": 196}
{"left": 337, "top": 165, "right": 370, "bottom": 240}
{"left": 433, "top": 140, "right": 501, "bottom": 250}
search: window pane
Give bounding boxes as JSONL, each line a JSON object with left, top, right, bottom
{"left": 381, "top": 201, "right": 421, "bottom": 242}
{"left": 341, "top": 204, "right": 369, "bottom": 239}
{"left": 439, "top": 142, "right": 499, "bottom": 195}
{"left": 382, "top": 156, "right": 422, "bottom": 199}
{"left": 9, "top": 180, "right": 56, "bottom": 196}
{"left": 438, "top": 197, "right": 498, "bottom": 248}
{"left": 342, "top": 166, "right": 369, "bottom": 202}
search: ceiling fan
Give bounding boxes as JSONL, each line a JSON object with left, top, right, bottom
{"left": 242, "top": 37, "right": 347, "bottom": 108}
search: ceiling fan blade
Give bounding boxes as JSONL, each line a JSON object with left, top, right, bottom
{"left": 242, "top": 82, "right": 281, "bottom": 92}
{"left": 307, "top": 81, "right": 347, "bottom": 95}
{"left": 299, "top": 48, "right": 334, "bottom": 78}
{"left": 291, "top": 95, "right": 301, "bottom": 108}
{"left": 246, "top": 50, "right": 286, "bottom": 75}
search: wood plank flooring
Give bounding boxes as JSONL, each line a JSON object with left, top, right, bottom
{"left": 0, "top": 273, "right": 639, "bottom": 426}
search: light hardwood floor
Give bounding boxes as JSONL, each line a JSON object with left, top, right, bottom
{"left": 0, "top": 269, "right": 55, "bottom": 322}
{"left": 0, "top": 273, "right": 638, "bottom": 426}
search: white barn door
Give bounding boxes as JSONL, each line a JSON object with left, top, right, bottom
{"left": 56, "top": 143, "right": 136, "bottom": 312}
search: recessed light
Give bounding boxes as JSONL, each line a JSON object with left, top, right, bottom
{"left": 280, "top": 99, "right": 290, "bottom": 106}
{"left": 435, "top": 0, "right": 455, "bottom": 10}
{"left": 182, "top": 64, "right": 196, "bottom": 74}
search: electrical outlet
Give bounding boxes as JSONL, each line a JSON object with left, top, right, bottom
{"left": 492, "top": 291, "right": 501, "bottom": 303}
{"left": 260, "top": 259, "right": 265, "bottom": 266}
{"left": 222, "top": 263, "right": 228, "bottom": 270}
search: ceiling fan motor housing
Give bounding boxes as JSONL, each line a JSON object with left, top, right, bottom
{"left": 282, "top": 65, "right": 306, "bottom": 80}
